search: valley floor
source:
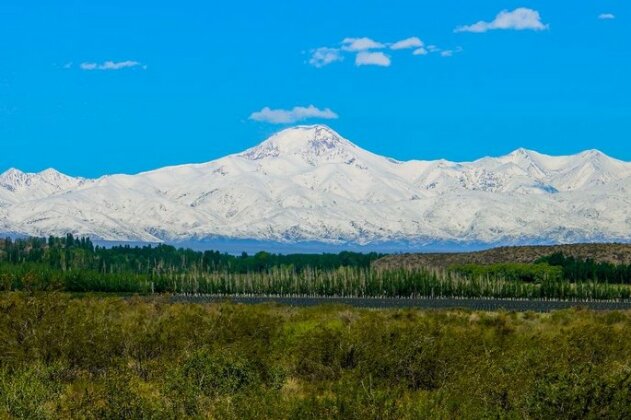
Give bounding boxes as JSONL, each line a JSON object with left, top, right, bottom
{"left": 1, "top": 292, "right": 631, "bottom": 418}
{"left": 172, "top": 294, "right": 631, "bottom": 312}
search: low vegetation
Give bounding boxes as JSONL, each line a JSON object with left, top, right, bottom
{"left": 1, "top": 293, "right": 631, "bottom": 418}
{"left": 374, "top": 243, "right": 631, "bottom": 270}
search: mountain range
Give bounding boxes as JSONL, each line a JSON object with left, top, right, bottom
{"left": 2, "top": 125, "right": 631, "bottom": 250}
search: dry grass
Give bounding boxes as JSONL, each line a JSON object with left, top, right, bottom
{"left": 373, "top": 243, "right": 631, "bottom": 270}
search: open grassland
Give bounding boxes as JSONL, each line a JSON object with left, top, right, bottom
{"left": 1, "top": 293, "right": 631, "bottom": 419}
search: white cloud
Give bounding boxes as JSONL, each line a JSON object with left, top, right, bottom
{"left": 598, "top": 13, "right": 615, "bottom": 20}
{"left": 412, "top": 47, "right": 428, "bottom": 56}
{"left": 80, "top": 63, "right": 98, "bottom": 70}
{"left": 355, "top": 51, "right": 391, "bottom": 67}
{"left": 80, "top": 60, "right": 143, "bottom": 71}
{"left": 440, "top": 50, "right": 453, "bottom": 57}
{"left": 308, "top": 35, "right": 446, "bottom": 68}
{"left": 341, "top": 37, "right": 385, "bottom": 52}
{"left": 455, "top": 8, "right": 548, "bottom": 33}
{"left": 390, "top": 37, "right": 424, "bottom": 50}
{"left": 249, "top": 105, "right": 339, "bottom": 124}
{"left": 309, "top": 47, "right": 343, "bottom": 68}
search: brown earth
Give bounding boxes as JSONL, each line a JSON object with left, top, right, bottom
{"left": 373, "top": 243, "right": 631, "bottom": 270}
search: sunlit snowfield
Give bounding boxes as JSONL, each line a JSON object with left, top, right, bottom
{"left": 3, "top": 126, "right": 631, "bottom": 249}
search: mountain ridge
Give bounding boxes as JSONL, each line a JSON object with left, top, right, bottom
{"left": 1, "top": 125, "right": 630, "bottom": 248}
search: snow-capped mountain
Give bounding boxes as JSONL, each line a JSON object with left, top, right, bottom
{"left": 2, "top": 125, "right": 631, "bottom": 248}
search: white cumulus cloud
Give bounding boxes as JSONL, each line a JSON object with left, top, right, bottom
{"left": 308, "top": 35, "right": 449, "bottom": 68}
{"left": 249, "top": 105, "right": 339, "bottom": 124}
{"left": 455, "top": 8, "right": 548, "bottom": 33}
{"left": 341, "top": 37, "right": 385, "bottom": 52}
{"left": 412, "top": 47, "right": 428, "bottom": 56}
{"left": 390, "top": 37, "right": 424, "bottom": 50}
{"left": 355, "top": 51, "right": 391, "bottom": 67}
{"left": 598, "top": 13, "right": 615, "bottom": 20}
{"left": 308, "top": 47, "right": 343, "bottom": 68}
{"left": 80, "top": 60, "right": 143, "bottom": 71}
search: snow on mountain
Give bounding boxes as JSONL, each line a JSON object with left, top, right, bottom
{"left": 0, "top": 168, "right": 89, "bottom": 204}
{"left": 2, "top": 125, "right": 631, "bottom": 246}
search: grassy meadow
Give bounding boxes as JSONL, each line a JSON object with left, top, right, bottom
{"left": 1, "top": 292, "right": 631, "bottom": 418}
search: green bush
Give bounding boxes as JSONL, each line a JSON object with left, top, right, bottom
{"left": 1, "top": 293, "right": 631, "bottom": 418}
{"left": 450, "top": 262, "right": 563, "bottom": 283}
{"left": 180, "top": 349, "right": 259, "bottom": 396}
{"left": 0, "top": 364, "right": 61, "bottom": 419}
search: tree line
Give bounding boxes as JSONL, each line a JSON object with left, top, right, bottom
{"left": 2, "top": 262, "right": 631, "bottom": 301}
{"left": 537, "top": 252, "right": 631, "bottom": 283}
{"left": 0, "top": 235, "right": 382, "bottom": 274}
{"left": 2, "top": 236, "right": 631, "bottom": 300}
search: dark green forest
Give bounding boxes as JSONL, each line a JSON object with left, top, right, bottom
{"left": 1, "top": 236, "right": 631, "bottom": 300}
{"left": 0, "top": 235, "right": 381, "bottom": 273}
{"left": 537, "top": 252, "right": 631, "bottom": 283}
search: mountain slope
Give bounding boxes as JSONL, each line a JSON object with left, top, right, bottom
{"left": 2, "top": 125, "right": 631, "bottom": 247}
{"left": 374, "top": 243, "right": 631, "bottom": 270}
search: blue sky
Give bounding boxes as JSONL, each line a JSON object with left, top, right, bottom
{"left": 1, "top": 1, "right": 629, "bottom": 177}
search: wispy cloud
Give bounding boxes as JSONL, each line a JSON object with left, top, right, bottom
{"left": 249, "top": 105, "right": 339, "bottom": 124}
{"left": 308, "top": 36, "right": 457, "bottom": 68}
{"left": 598, "top": 13, "right": 615, "bottom": 20}
{"left": 355, "top": 51, "right": 391, "bottom": 67}
{"left": 79, "top": 60, "right": 144, "bottom": 71}
{"left": 309, "top": 48, "right": 343, "bottom": 68}
{"left": 341, "top": 37, "right": 385, "bottom": 52}
{"left": 440, "top": 47, "right": 463, "bottom": 58}
{"left": 390, "top": 37, "right": 424, "bottom": 50}
{"left": 455, "top": 8, "right": 549, "bottom": 33}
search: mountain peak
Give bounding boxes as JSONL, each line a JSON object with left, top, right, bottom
{"left": 496, "top": 148, "right": 550, "bottom": 177}
{"left": 0, "top": 168, "right": 28, "bottom": 181}
{"left": 1, "top": 168, "right": 24, "bottom": 177}
{"left": 0, "top": 168, "right": 29, "bottom": 189}
{"left": 239, "top": 125, "right": 357, "bottom": 161}
{"left": 578, "top": 149, "right": 608, "bottom": 160}
{"left": 506, "top": 148, "right": 538, "bottom": 159}
{"left": 0, "top": 167, "right": 83, "bottom": 195}
{"left": 2, "top": 126, "right": 631, "bottom": 246}
{"left": 39, "top": 168, "right": 61, "bottom": 176}
{"left": 294, "top": 124, "right": 340, "bottom": 136}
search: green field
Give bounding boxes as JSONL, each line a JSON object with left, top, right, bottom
{"left": 1, "top": 292, "right": 631, "bottom": 418}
